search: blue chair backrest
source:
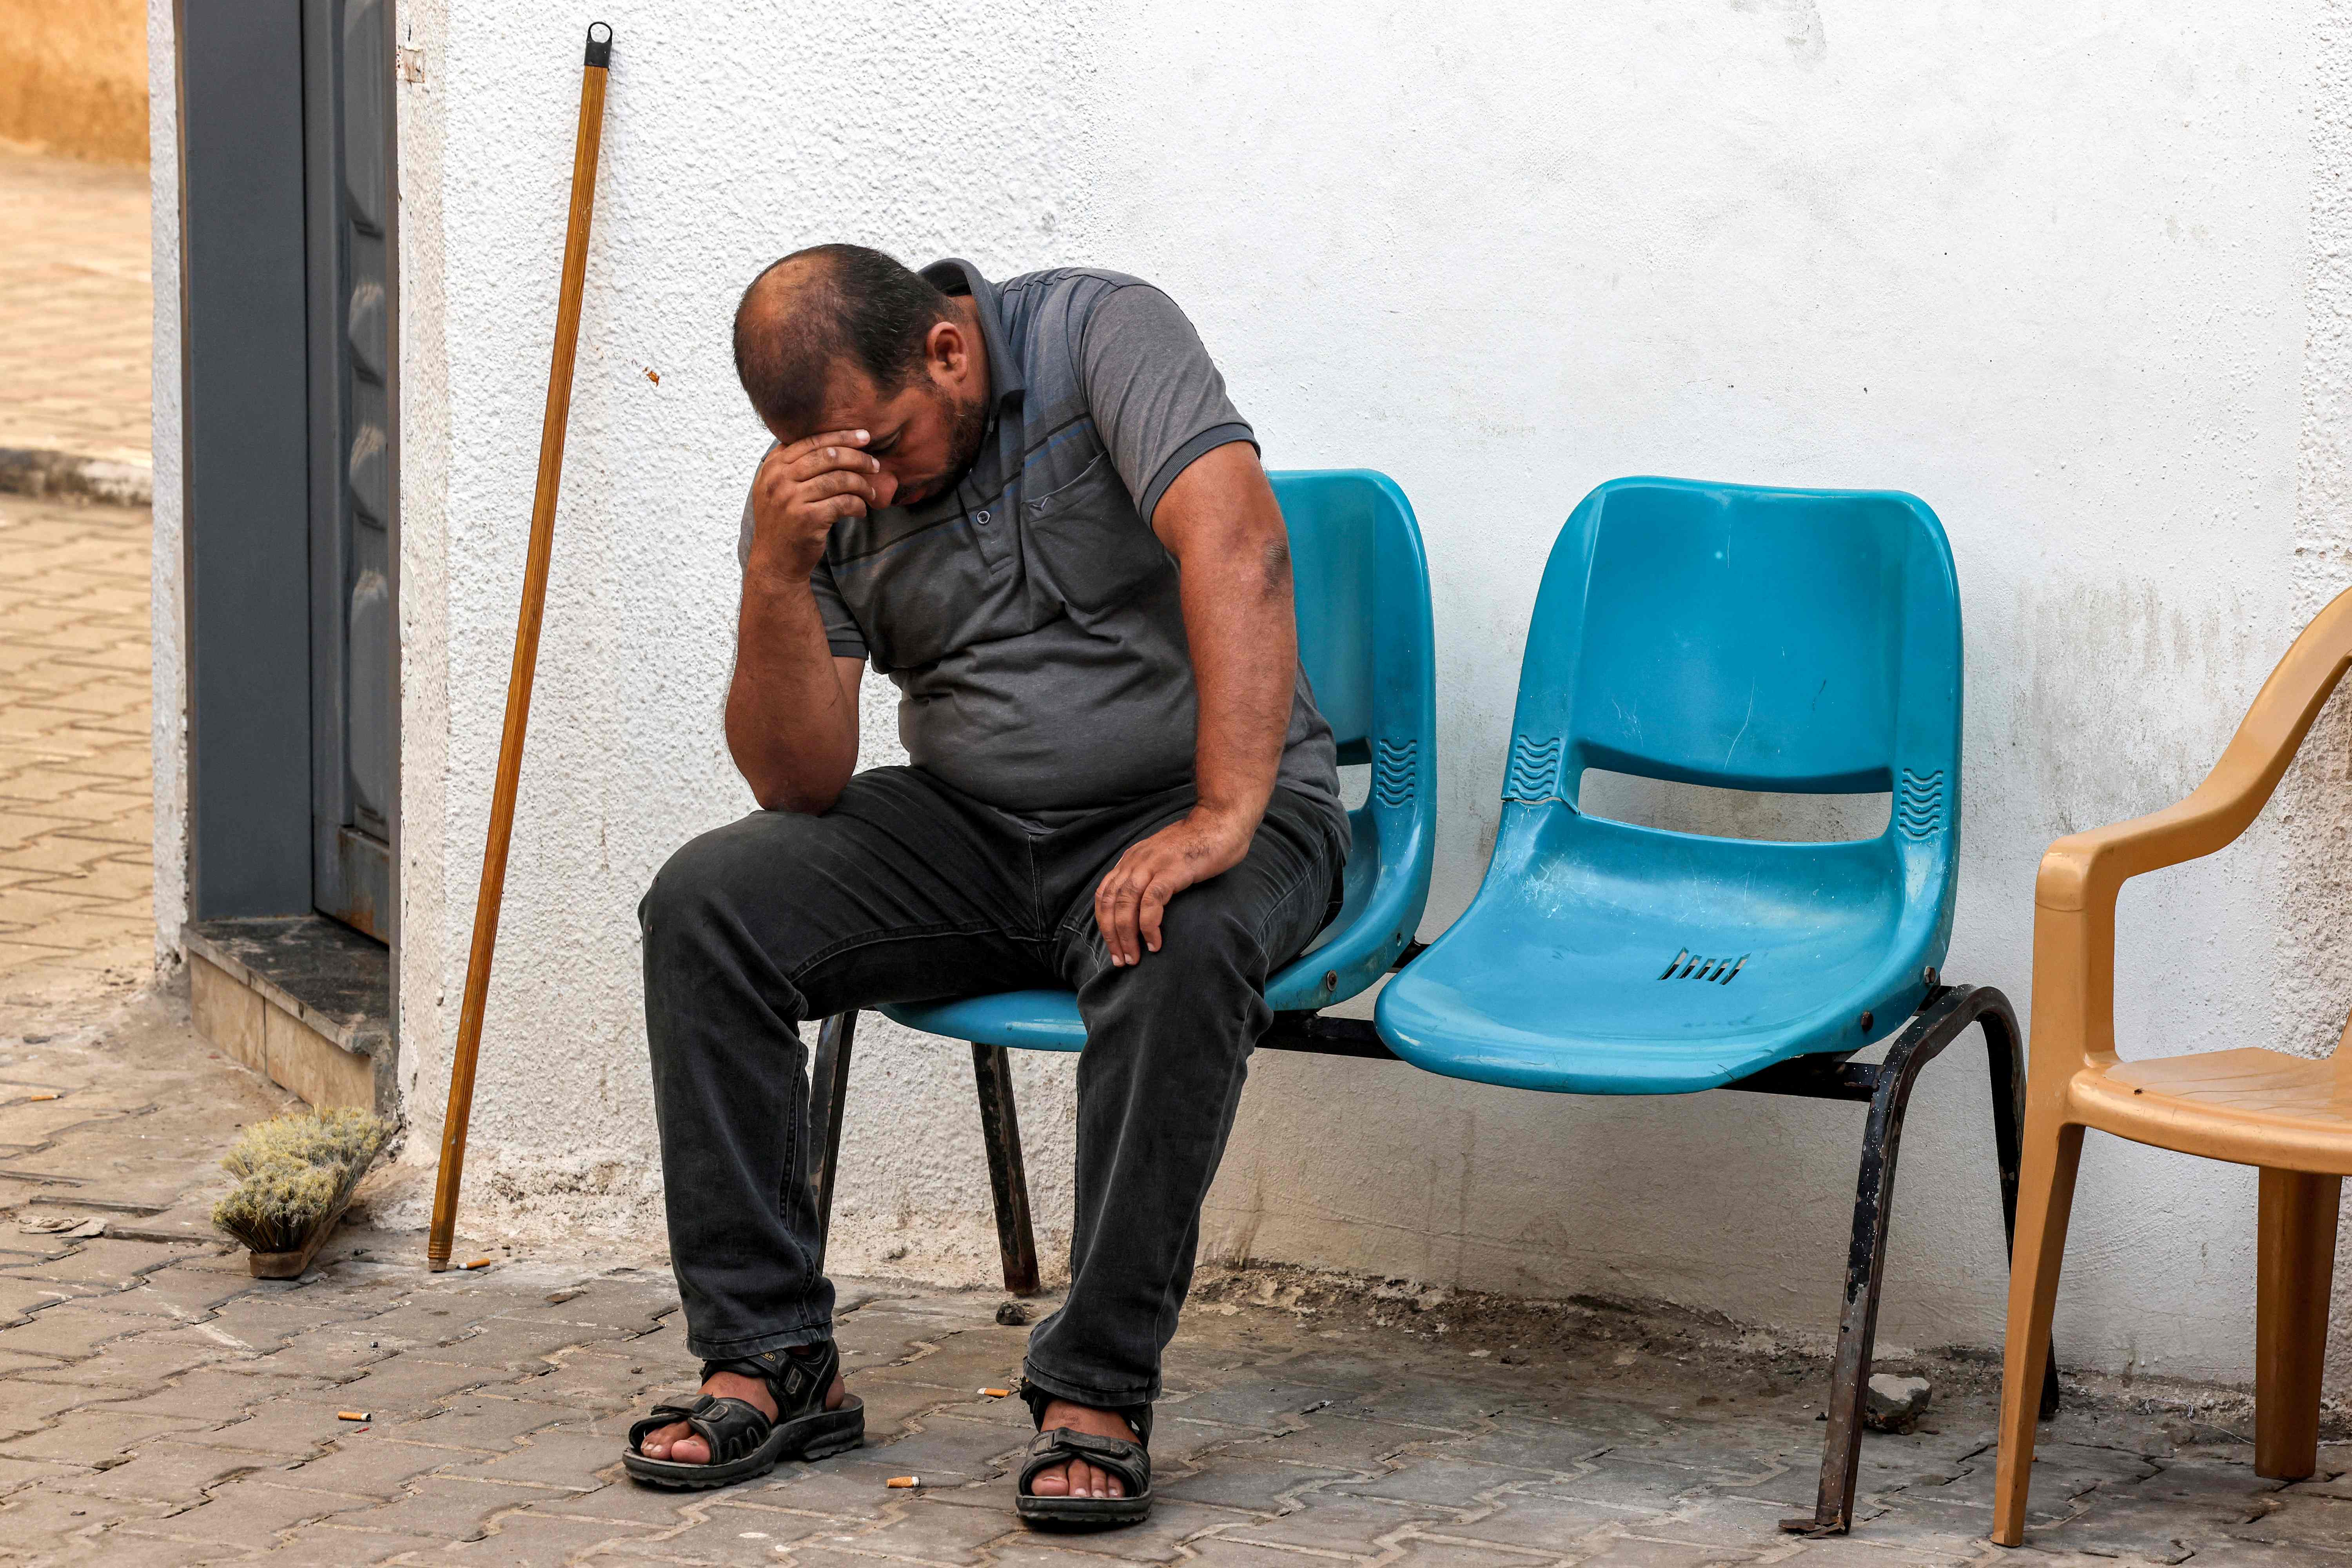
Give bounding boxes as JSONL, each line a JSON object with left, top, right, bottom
{"left": 1268, "top": 470, "right": 1437, "bottom": 1000}
{"left": 1506, "top": 477, "right": 1961, "bottom": 847}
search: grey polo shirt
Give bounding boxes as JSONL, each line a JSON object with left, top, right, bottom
{"left": 740, "top": 260, "right": 1346, "bottom": 846}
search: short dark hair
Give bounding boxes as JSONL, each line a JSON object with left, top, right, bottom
{"left": 732, "top": 244, "right": 951, "bottom": 437}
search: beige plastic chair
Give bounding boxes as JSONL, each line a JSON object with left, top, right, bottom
{"left": 1993, "top": 588, "right": 2352, "bottom": 1548}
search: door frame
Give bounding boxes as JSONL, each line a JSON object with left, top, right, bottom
{"left": 303, "top": 0, "right": 399, "bottom": 942}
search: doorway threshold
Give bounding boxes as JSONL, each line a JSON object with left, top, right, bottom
{"left": 184, "top": 916, "right": 393, "bottom": 1116}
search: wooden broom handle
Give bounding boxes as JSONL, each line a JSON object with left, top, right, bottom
{"left": 428, "top": 22, "right": 613, "bottom": 1271}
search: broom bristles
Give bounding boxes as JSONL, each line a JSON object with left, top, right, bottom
{"left": 212, "top": 1109, "right": 393, "bottom": 1255}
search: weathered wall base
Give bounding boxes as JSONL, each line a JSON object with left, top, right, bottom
{"left": 185, "top": 922, "right": 394, "bottom": 1116}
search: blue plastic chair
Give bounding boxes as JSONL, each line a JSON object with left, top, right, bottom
{"left": 1373, "top": 477, "right": 2050, "bottom": 1534}
{"left": 1376, "top": 476, "right": 1961, "bottom": 1091}
{"left": 802, "top": 468, "right": 1438, "bottom": 1279}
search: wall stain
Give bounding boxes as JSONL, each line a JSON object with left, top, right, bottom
{"left": 1731, "top": 0, "right": 1826, "bottom": 66}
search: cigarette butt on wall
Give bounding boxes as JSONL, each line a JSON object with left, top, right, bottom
{"left": 463, "top": 1258, "right": 493, "bottom": 1270}
{"left": 978, "top": 1387, "right": 1009, "bottom": 1398}
{"left": 886, "top": 1476, "right": 920, "bottom": 1489}
{"left": 337, "top": 1410, "right": 372, "bottom": 1422}
{"left": 25, "top": 1093, "right": 57, "bottom": 1102}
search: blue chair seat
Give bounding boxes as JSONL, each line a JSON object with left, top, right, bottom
{"left": 1375, "top": 477, "right": 1961, "bottom": 1097}
{"left": 880, "top": 468, "right": 1437, "bottom": 1051}
{"left": 1375, "top": 814, "right": 1929, "bottom": 1094}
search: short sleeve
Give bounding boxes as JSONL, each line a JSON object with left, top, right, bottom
{"left": 739, "top": 461, "right": 868, "bottom": 661}
{"left": 1076, "top": 283, "right": 1257, "bottom": 524}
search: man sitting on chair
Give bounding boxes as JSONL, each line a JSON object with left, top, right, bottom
{"left": 622, "top": 245, "right": 1348, "bottom": 1524}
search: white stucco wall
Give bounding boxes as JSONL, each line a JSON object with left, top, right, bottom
{"left": 147, "top": 0, "right": 183, "bottom": 972}
{"left": 383, "top": 0, "right": 2349, "bottom": 1386}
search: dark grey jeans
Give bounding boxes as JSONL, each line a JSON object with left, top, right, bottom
{"left": 640, "top": 765, "right": 1344, "bottom": 1411}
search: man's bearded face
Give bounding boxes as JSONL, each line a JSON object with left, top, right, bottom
{"left": 807, "top": 363, "right": 989, "bottom": 512}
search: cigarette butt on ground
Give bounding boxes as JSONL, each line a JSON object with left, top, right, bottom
{"left": 337, "top": 1410, "right": 371, "bottom": 1422}
{"left": 978, "top": 1387, "right": 1010, "bottom": 1398}
{"left": 25, "top": 1093, "right": 57, "bottom": 1102}
{"left": 462, "top": 1257, "right": 493, "bottom": 1270}
{"left": 886, "top": 1476, "right": 920, "bottom": 1489}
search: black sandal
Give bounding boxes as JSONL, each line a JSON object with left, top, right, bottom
{"left": 623, "top": 1339, "right": 864, "bottom": 1489}
{"left": 1015, "top": 1394, "right": 1152, "bottom": 1527}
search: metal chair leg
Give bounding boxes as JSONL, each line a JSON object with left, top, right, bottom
{"left": 806, "top": 1011, "right": 856, "bottom": 1278}
{"left": 971, "top": 1042, "right": 1041, "bottom": 1296}
{"left": 1786, "top": 985, "right": 2049, "bottom": 1536}
{"left": 1978, "top": 989, "right": 2063, "bottom": 1422}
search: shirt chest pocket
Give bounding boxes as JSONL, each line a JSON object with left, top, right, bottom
{"left": 833, "top": 525, "right": 1005, "bottom": 672}
{"left": 1023, "top": 454, "right": 1173, "bottom": 615}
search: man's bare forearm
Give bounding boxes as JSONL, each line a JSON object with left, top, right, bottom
{"left": 726, "top": 430, "right": 884, "bottom": 813}
{"left": 724, "top": 568, "right": 857, "bottom": 813}
{"left": 1181, "top": 529, "right": 1292, "bottom": 834}
{"left": 1163, "top": 445, "right": 1294, "bottom": 835}
{"left": 1091, "top": 445, "right": 1296, "bottom": 965}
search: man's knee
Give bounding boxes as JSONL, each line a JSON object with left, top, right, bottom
{"left": 641, "top": 813, "right": 810, "bottom": 947}
{"left": 641, "top": 824, "right": 732, "bottom": 941}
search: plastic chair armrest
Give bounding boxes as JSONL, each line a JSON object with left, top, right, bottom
{"left": 2040, "top": 592, "right": 2352, "bottom": 913}
{"left": 2029, "top": 588, "right": 2352, "bottom": 1074}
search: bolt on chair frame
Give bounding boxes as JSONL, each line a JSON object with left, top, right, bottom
{"left": 1992, "top": 587, "right": 2352, "bottom": 1549}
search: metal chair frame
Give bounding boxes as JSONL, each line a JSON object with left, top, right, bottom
{"left": 802, "top": 973, "right": 2058, "bottom": 1537}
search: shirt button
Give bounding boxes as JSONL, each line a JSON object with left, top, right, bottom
{"left": 975, "top": 510, "right": 991, "bottom": 526}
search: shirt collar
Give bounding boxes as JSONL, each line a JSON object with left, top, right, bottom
{"left": 920, "top": 258, "right": 1024, "bottom": 411}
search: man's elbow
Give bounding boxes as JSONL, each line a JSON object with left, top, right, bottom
{"left": 749, "top": 774, "right": 846, "bottom": 816}
{"left": 727, "top": 734, "right": 849, "bottom": 816}
{"left": 1256, "top": 534, "right": 1292, "bottom": 598}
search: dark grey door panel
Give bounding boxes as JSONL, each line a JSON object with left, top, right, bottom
{"left": 305, "top": 0, "right": 396, "bottom": 940}
{"left": 180, "top": 0, "right": 313, "bottom": 920}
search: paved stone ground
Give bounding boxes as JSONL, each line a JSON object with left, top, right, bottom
{"left": 0, "top": 493, "right": 153, "bottom": 996}
{"left": 0, "top": 139, "right": 156, "bottom": 996}
{"left": 0, "top": 995, "right": 2347, "bottom": 1566}
{"left": 0, "top": 145, "right": 152, "bottom": 471}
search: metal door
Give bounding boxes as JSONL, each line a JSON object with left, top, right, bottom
{"left": 305, "top": 0, "right": 396, "bottom": 940}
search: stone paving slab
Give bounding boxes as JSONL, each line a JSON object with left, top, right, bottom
{"left": 0, "top": 147, "right": 152, "bottom": 475}
{"left": 0, "top": 491, "right": 154, "bottom": 998}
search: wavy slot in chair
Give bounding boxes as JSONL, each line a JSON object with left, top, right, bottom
{"left": 1372, "top": 476, "right": 2057, "bottom": 1534}
{"left": 797, "top": 468, "right": 1439, "bottom": 1297}
{"left": 1992, "top": 588, "right": 2352, "bottom": 1548}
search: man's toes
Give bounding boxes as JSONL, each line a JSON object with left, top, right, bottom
{"left": 670, "top": 1434, "right": 710, "bottom": 1465}
{"left": 1028, "top": 1458, "right": 1130, "bottom": 1500}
